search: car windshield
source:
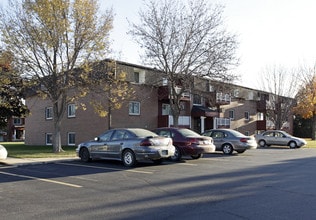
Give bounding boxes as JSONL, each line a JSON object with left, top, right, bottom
{"left": 129, "top": 128, "right": 158, "bottom": 138}
{"left": 178, "top": 128, "right": 200, "bottom": 137}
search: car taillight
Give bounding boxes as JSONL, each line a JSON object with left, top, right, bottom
{"left": 240, "top": 138, "right": 248, "bottom": 143}
{"left": 140, "top": 139, "right": 153, "bottom": 146}
{"left": 187, "top": 138, "right": 199, "bottom": 145}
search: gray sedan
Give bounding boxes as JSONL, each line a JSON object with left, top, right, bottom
{"left": 255, "top": 130, "right": 307, "bottom": 148}
{"left": 202, "top": 129, "right": 257, "bottom": 155}
{"left": 76, "top": 128, "right": 175, "bottom": 167}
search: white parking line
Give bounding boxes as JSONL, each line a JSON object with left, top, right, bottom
{"left": 57, "top": 162, "right": 154, "bottom": 174}
{"left": 0, "top": 171, "right": 82, "bottom": 188}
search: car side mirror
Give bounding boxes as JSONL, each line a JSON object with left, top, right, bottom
{"left": 94, "top": 137, "right": 100, "bottom": 141}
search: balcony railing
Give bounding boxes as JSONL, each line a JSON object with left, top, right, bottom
{"left": 158, "top": 115, "right": 191, "bottom": 128}
{"left": 216, "top": 92, "right": 231, "bottom": 105}
{"left": 215, "top": 117, "right": 230, "bottom": 129}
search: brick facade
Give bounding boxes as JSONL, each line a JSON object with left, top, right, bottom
{"left": 24, "top": 60, "right": 294, "bottom": 146}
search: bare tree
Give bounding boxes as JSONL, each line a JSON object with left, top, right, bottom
{"left": 258, "top": 65, "right": 298, "bottom": 130}
{"left": 129, "top": 0, "right": 239, "bottom": 126}
{"left": 0, "top": 0, "right": 128, "bottom": 152}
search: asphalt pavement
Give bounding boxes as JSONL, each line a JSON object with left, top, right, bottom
{"left": 0, "top": 156, "right": 78, "bottom": 166}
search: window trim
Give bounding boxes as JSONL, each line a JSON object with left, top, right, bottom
{"left": 45, "top": 107, "right": 53, "bottom": 120}
{"left": 229, "top": 110, "right": 234, "bottom": 120}
{"left": 68, "top": 132, "right": 76, "bottom": 146}
{"left": 245, "top": 111, "right": 250, "bottom": 121}
{"left": 129, "top": 101, "right": 140, "bottom": 115}
{"left": 67, "top": 104, "right": 76, "bottom": 118}
{"left": 46, "top": 133, "right": 52, "bottom": 145}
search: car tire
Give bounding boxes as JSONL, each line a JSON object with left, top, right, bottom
{"left": 222, "top": 144, "right": 233, "bottom": 155}
{"left": 80, "top": 148, "right": 91, "bottom": 162}
{"left": 152, "top": 158, "right": 163, "bottom": 165}
{"left": 289, "top": 141, "right": 297, "bottom": 149}
{"left": 236, "top": 149, "right": 246, "bottom": 154}
{"left": 170, "top": 146, "right": 182, "bottom": 161}
{"left": 122, "top": 149, "right": 137, "bottom": 167}
{"left": 258, "top": 140, "right": 266, "bottom": 147}
{"left": 191, "top": 154, "right": 202, "bottom": 159}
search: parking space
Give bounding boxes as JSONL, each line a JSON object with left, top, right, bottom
{"left": 1, "top": 148, "right": 316, "bottom": 219}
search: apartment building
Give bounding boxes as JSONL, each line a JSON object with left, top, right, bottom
{"left": 24, "top": 60, "right": 292, "bottom": 146}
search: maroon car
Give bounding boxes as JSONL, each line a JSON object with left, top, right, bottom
{"left": 153, "top": 127, "right": 215, "bottom": 161}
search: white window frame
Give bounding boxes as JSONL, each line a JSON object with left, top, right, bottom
{"left": 67, "top": 104, "right": 76, "bottom": 118}
{"left": 245, "top": 111, "right": 250, "bottom": 120}
{"left": 46, "top": 107, "right": 53, "bottom": 120}
{"left": 129, "top": 101, "right": 140, "bottom": 115}
{"left": 46, "top": 133, "right": 52, "bottom": 145}
{"left": 68, "top": 132, "right": 76, "bottom": 146}
{"left": 229, "top": 110, "right": 234, "bottom": 120}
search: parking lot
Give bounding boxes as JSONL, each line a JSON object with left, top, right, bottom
{"left": 1, "top": 147, "right": 316, "bottom": 219}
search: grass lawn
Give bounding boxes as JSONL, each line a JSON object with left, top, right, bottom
{"left": 1, "top": 142, "right": 77, "bottom": 158}
{"left": 305, "top": 139, "right": 316, "bottom": 148}
{"left": 1, "top": 139, "right": 316, "bottom": 159}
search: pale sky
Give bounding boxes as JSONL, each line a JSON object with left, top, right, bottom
{"left": 104, "top": 0, "right": 316, "bottom": 89}
{"left": 1, "top": 0, "right": 316, "bottom": 89}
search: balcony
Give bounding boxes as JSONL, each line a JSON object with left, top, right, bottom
{"left": 215, "top": 117, "right": 230, "bottom": 129}
{"left": 158, "top": 86, "right": 190, "bottom": 101}
{"left": 216, "top": 92, "right": 231, "bottom": 105}
{"left": 158, "top": 115, "right": 191, "bottom": 128}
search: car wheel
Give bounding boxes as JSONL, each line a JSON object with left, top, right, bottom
{"left": 122, "top": 149, "right": 137, "bottom": 167}
{"left": 259, "top": 140, "right": 266, "bottom": 147}
{"left": 191, "top": 154, "right": 202, "bottom": 159}
{"left": 236, "top": 149, "right": 246, "bottom": 154}
{"left": 153, "top": 158, "right": 163, "bottom": 165}
{"left": 222, "top": 144, "right": 233, "bottom": 155}
{"left": 170, "top": 146, "right": 182, "bottom": 161}
{"left": 289, "top": 141, "right": 297, "bottom": 149}
{"left": 80, "top": 148, "right": 91, "bottom": 162}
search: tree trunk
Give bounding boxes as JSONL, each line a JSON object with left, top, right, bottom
{"left": 53, "top": 119, "right": 63, "bottom": 153}
{"left": 52, "top": 98, "right": 66, "bottom": 153}
{"left": 173, "top": 114, "right": 179, "bottom": 127}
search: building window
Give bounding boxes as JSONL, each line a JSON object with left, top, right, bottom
{"left": 46, "top": 107, "right": 53, "bottom": 120}
{"left": 68, "top": 104, "right": 76, "bottom": 118}
{"left": 68, "top": 132, "right": 76, "bottom": 145}
{"left": 193, "top": 94, "right": 203, "bottom": 105}
{"left": 162, "top": 78, "right": 168, "bottom": 86}
{"left": 129, "top": 101, "right": 140, "bottom": 115}
{"left": 46, "top": 133, "right": 52, "bottom": 145}
{"left": 245, "top": 111, "right": 250, "bottom": 120}
{"left": 13, "top": 118, "right": 22, "bottom": 125}
{"left": 162, "top": 104, "right": 170, "bottom": 115}
{"left": 257, "top": 112, "right": 264, "bottom": 120}
{"left": 134, "top": 72, "right": 139, "bottom": 83}
{"left": 229, "top": 110, "right": 234, "bottom": 120}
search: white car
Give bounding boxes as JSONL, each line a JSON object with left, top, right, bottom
{"left": 0, "top": 145, "right": 8, "bottom": 159}
{"left": 255, "top": 130, "right": 306, "bottom": 148}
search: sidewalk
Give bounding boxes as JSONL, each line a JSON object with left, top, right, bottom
{"left": 0, "top": 157, "right": 78, "bottom": 166}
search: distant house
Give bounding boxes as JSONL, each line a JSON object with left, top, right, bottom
{"left": 24, "top": 60, "right": 293, "bottom": 146}
{"left": 0, "top": 117, "right": 25, "bottom": 142}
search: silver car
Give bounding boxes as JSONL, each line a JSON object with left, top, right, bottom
{"left": 202, "top": 129, "right": 257, "bottom": 155}
{"left": 76, "top": 128, "right": 175, "bottom": 167}
{"left": 255, "top": 130, "right": 307, "bottom": 148}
